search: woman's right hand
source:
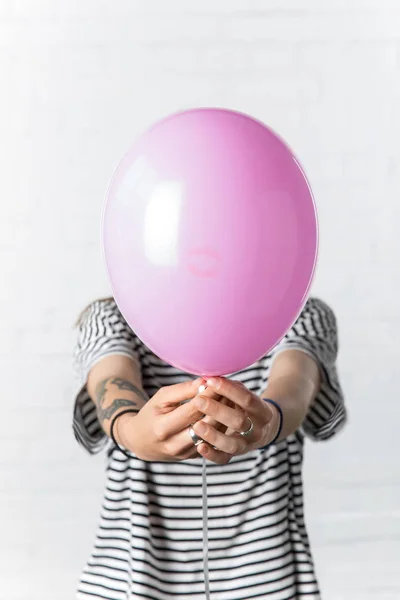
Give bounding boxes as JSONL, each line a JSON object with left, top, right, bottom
{"left": 115, "top": 378, "right": 221, "bottom": 461}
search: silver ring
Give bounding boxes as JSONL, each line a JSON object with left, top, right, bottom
{"left": 239, "top": 417, "right": 254, "bottom": 437}
{"left": 189, "top": 425, "right": 204, "bottom": 446}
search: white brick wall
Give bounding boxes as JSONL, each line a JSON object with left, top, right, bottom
{"left": 1, "top": 1, "right": 399, "bottom": 598}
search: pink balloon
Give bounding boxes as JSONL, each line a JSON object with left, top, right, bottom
{"left": 102, "top": 108, "right": 318, "bottom": 376}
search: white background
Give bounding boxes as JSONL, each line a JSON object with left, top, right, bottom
{"left": 1, "top": 1, "right": 399, "bottom": 598}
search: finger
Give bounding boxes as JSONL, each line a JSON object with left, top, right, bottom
{"left": 174, "top": 381, "right": 225, "bottom": 434}
{"left": 161, "top": 427, "right": 200, "bottom": 457}
{"left": 196, "top": 442, "right": 233, "bottom": 465}
{"left": 163, "top": 426, "right": 223, "bottom": 460}
{"left": 158, "top": 378, "right": 206, "bottom": 408}
{"left": 192, "top": 421, "right": 246, "bottom": 455}
{"left": 153, "top": 378, "right": 208, "bottom": 438}
{"left": 206, "top": 377, "right": 262, "bottom": 415}
{"left": 189, "top": 383, "right": 230, "bottom": 432}
{"left": 196, "top": 385, "right": 222, "bottom": 429}
{"left": 202, "top": 414, "right": 227, "bottom": 433}
{"left": 202, "top": 386, "right": 223, "bottom": 401}
{"left": 177, "top": 446, "right": 200, "bottom": 461}
{"left": 167, "top": 427, "right": 234, "bottom": 463}
{"left": 194, "top": 395, "right": 249, "bottom": 433}
{"left": 201, "top": 394, "right": 230, "bottom": 433}
{"left": 156, "top": 399, "right": 206, "bottom": 439}
{"left": 163, "top": 446, "right": 199, "bottom": 461}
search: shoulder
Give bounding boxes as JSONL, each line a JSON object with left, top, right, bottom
{"left": 291, "top": 296, "right": 338, "bottom": 336}
{"left": 300, "top": 296, "right": 337, "bottom": 322}
{"left": 74, "top": 298, "right": 142, "bottom": 374}
{"left": 77, "top": 297, "right": 121, "bottom": 326}
{"left": 76, "top": 297, "right": 135, "bottom": 342}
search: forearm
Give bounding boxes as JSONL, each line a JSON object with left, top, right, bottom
{"left": 92, "top": 377, "right": 148, "bottom": 438}
{"left": 263, "top": 349, "right": 321, "bottom": 440}
{"left": 87, "top": 356, "right": 148, "bottom": 439}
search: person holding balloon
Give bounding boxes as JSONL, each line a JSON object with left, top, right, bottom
{"left": 73, "top": 109, "right": 347, "bottom": 600}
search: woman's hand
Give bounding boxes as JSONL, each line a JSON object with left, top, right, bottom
{"left": 115, "top": 378, "right": 233, "bottom": 462}
{"left": 191, "top": 377, "right": 281, "bottom": 464}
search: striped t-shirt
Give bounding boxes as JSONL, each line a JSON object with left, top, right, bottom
{"left": 73, "top": 296, "right": 346, "bottom": 600}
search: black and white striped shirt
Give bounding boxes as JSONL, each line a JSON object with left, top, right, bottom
{"left": 73, "top": 297, "right": 346, "bottom": 600}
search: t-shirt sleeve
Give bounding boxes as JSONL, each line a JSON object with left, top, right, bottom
{"left": 73, "top": 298, "right": 141, "bottom": 454}
{"left": 271, "top": 297, "right": 347, "bottom": 441}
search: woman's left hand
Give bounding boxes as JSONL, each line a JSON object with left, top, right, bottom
{"left": 191, "top": 377, "right": 281, "bottom": 464}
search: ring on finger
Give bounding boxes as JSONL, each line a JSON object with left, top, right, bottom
{"left": 189, "top": 425, "right": 205, "bottom": 446}
{"left": 239, "top": 417, "right": 254, "bottom": 437}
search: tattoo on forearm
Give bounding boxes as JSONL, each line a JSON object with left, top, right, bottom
{"left": 95, "top": 379, "right": 108, "bottom": 407}
{"left": 97, "top": 398, "right": 139, "bottom": 422}
{"left": 94, "top": 377, "right": 147, "bottom": 425}
{"left": 111, "top": 378, "right": 148, "bottom": 402}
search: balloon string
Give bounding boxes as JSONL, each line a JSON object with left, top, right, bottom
{"left": 202, "top": 455, "right": 210, "bottom": 600}
{"left": 196, "top": 382, "right": 210, "bottom": 599}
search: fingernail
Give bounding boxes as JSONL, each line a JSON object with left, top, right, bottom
{"left": 207, "top": 377, "right": 220, "bottom": 388}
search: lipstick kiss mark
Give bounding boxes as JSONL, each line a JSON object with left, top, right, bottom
{"left": 187, "top": 247, "right": 220, "bottom": 278}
